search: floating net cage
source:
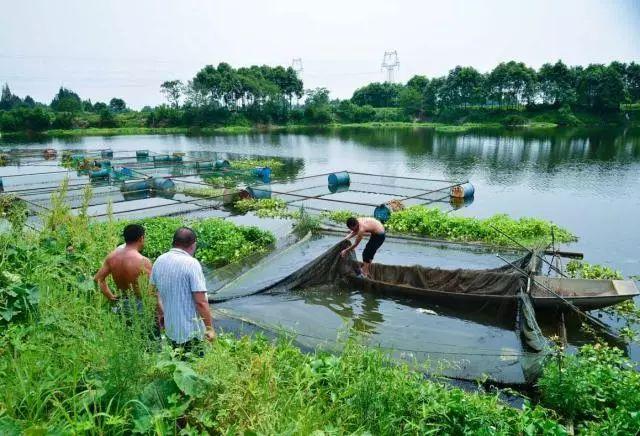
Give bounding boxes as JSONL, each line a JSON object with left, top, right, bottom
{"left": 206, "top": 233, "right": 549, "bottom": 386}
{"left": 1, "top": 148, "right": 475, "bottom": 227}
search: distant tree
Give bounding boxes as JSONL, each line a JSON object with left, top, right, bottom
{"left": 351, "top": 82, "right": 403, "bottom": 107}
{"left": 109, "top": 98, "right": 127, "bottom": 113}
{"left": 98, "top": 108, "right": 117, "bottom": 127}
{"left": 406, "top": 75, "right": 429, "bottom": 92}
{"left": 82, "top": 99, "right": 94, "bottom": 112}
{"left": 487, "top": 62, "right": 536, "bottom": 108}
{"left": 160, "top": 80, "right": 183, "bottom": 108}
{"left": 423, "top": 77, "right": 445, "bottom": 115}
{"left": 537, "top": 60, "right": 577, "bottom": 106}
{"left": 22, "top": 95, "right": 36, "bottom": 108}
{"left": 50, "top": 87, "right": 82, "bottom": 112}
{"left": 439, "top": 66, "right": 485, "bottom": 108}
{"left": 398, "top": 86, "right": 424, "bottom": 118}
{"left": 304, "top": 88, "right": 333, "bottom": 123}
{"left": 52, "top": 112, "right": 74, "bottom": 129}
{"left": 622, "top": 62, "right": 640, "bottom": 102}
{"left": 576, "top": 64, "right": 626, "bottom": 111}
{"left": 0, "top": 84, "right": 22, "bottom": 110}
{"left": 93, "top": 102, "right": 108, "bottom": 111}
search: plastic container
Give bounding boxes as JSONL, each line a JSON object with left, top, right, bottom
{"left": 93, "top": 159, "right": 111, "bottom": 168}
{"left": 101, "top": 149, "right": 114, "bottom": 158}
{"left": 252, "top": 167, "right": 272, "bottom": 183}
{"left": 246, "top": 185, "right": 272, "bottom": 199}
{"left": 113, "top": 167, "right": 134, "bottom": 179}
{"left": 171, "top": 153, "right": 184, "bottom": 162}
{"left": 136, "top": 150, "right": 149, "bottom": 158}
{"left": 89, "top": 168, "right": 110, "bottom": 179}
{"left": 215, "top": 159, "right": 231, "bottom": 169}
{"left": 152, "top": 177, "right": 176, "bottom": 193}
{"left": 450, "top": 182, "right": 475, "bottom": 199}
{"left": 328, "top": 183, "right": 350, "bottom": 194}
{"left": 0, "top": 177, "right": 4, "bottom": 192}
{"left": 153, "top": 154, "right": 171, "bottom": 163}
{"left": 328, "top": 171, "right": 350, "bottom": 187}
{"left": 121, "top": 179, "right": 152, "bottom": 194}
{"left": 373, "top": 204, "right": 392, "bottom": 223}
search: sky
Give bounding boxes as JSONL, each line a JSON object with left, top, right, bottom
{"left": 1, "top": 0, "right": 639, "bottom": 108}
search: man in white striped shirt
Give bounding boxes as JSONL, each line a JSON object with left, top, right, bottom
{"left": 151, "top": 227, "right": 216, "bottom": 352}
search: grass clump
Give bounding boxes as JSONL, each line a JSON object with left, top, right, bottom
{"left": 233, "top": 198, "right": 299, "bottom": 219}
{"left": 178, "top": 185, "right": 224, "bottom": 199}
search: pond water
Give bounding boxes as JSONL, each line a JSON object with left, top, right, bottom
{"left": 2, "top": 126, "right": 639, "bottom": 379}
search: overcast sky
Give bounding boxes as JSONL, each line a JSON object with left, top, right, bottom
{"left": 1, "top": 0, "right": 639, "bottom": 108}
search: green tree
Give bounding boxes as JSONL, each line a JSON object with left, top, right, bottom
{"left": 304, "top": 88, "right": 333, "bottom": 124}
{"left": 109, "top": 98, "right": 127, "bottom": 113}
{"left": 351, "top": 82, "right": 403, "bottom": 107}
{"left": 537, "top": 60, "right": 577, "bottom": 106}
{"left": 0, "top": 84, "right": 22, "bottom": 110}
{"left": 50, "top": 87, "right": 82, "bottom": 112}
{"left": 439, "top": 66, "right": 485, "bottom": 108}
{"left": 487, "top": 62, "right": 536, "bottom": 108}
{"left": 576, "top": 64, "right": 626, "bottom": 111}
{"left": 98, "top": 108, "right": 117, "bottom": 127}
{"left": 82, "top": 99, "right": 94, "bottom": 112}
{"left": 398, "top": 86, "right": 424, "bottom": 118}
{"left": 622, "top": 62, "right": 640, "bottom": 102}
{"left": 423, "top": 77, "right": 445, "bottom": 115}
{"left": 160, "top": 80, "right": 183, "bottom": 108}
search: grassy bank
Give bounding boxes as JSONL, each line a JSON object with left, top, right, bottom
{"left": 1, "top": 116, "right": 625, "bottom": 139}
{"left": 2, "top": 189, "right": 640, "bottom": 433}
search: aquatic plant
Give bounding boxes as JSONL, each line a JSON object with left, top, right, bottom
{"left": 324, "top": 206, "right": 576, "bottom": 248}
{"left": 0, "top": 194, "right": 28, "bottom": 232}
{"left": 566, "top": 260, "right": 623, "bottom": 280}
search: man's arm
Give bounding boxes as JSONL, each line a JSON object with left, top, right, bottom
{"left": 192, "top": 292, "right": 215, "bottom": 340}
{"left": 340, "top": 233, "right": 363, "bottom": 257}
{"left": 94, "top": 258, "right": 117, "bottom": 302}
{"left": 189, "top": 262, "right": 216, "bottom": 341}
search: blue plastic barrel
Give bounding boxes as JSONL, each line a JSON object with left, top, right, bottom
{"left": 152, "top": 177, "right": 176, "bottom": 193}
{"left": 252, "top": 167, "right": 272, "bottom": 183}
{"left": 450, "top": 182, "right": 475, "bottom": 199}
{"left": 328, "top": 183, "right": 350, "bottom": 194}
{"left": 136, "top": 150, "right": 149, "bottom": 158}
{"left": 0, "top": 177, "right": 3, "bottom": 192}
{"left": 89, "top": 168, "right": 110, "bottom": 179}
{"left": 373, "top": 204, "right": 392, "bottom": 223}
{"left": 121, "top": 179, "right": 152, "bottom": 194}
{"left": 101, "top": 149, "right": 113, "bottom": 158}
{"left": 215, "top": 159, "right": 231, "bottom": 169}
{"left": 171, "top": 154, "right": 184, "bottom": 162}
{"left": 328, "top": 171, "right": 350, "bottom": 187}
{"left": 93, "top": 159, "right": 111, "bottom": 168}
{"left": 246, "top": 185, "right": 272, "bottom": 199}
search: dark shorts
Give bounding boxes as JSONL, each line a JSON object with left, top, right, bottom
{"left": 363, "top": 232, "right": 385, "bottom": 263}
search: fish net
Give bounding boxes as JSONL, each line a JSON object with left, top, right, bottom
{"left": 210, "top": 236, "right": 550, "bottom": 385}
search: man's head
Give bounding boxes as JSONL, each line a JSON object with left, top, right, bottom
{"left": 346, "top": 217, "right": 359, "bottom": 231}
{"left": 123, "top": 224, "right": 145, "bottom": 249}
{"left": 173, "top": 226, "right": 197, "bottom": 255}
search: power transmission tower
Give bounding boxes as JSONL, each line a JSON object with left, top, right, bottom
{"left": 381, "top": 51, "right": 400, "bottom": 83}
{"left": 291, "top": 58, "right": 304, "bottom": 79}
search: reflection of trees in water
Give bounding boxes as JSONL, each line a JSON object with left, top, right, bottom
{"left": 326, "top": 127, "right": 640, "bottom": 180}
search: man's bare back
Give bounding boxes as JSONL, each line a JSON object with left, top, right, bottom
{"left": 94, "top": 224, "right": 151, "bottom": 302}
{"left": 354, "top": 217, "right": 385, "bottom": 236}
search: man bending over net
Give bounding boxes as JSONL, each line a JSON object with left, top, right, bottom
{"left": 340, "top": 216, "right": 386, "bottom": 278}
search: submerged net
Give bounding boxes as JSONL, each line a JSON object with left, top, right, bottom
{"left": 211, "top": 236, "right": 550, "bottom": 385}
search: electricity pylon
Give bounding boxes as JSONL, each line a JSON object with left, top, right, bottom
{"left": 381, "top": 51, "right": 400, "bottom": 83}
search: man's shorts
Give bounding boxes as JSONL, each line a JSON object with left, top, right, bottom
{"left": 363, "top": 232, "right": 386, "bottom": 263}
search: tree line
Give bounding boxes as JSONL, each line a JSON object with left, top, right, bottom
{"left": 1, "top": 60, "right": 638, "bottom": 133}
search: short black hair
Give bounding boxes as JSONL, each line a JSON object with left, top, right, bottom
{"left": 123, "top": 224, "right": 145, "bottom": 243}
{"left": 173, "top": 226, "right": 197, "bottom": 248}
{"left": 346, "top": 217, "right": 358, "bottom": 229}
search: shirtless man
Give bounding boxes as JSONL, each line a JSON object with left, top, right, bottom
{"left": 94, "top": 224, "right": 152, "bottom": 316}
{"left": 340, "top": 216, "right": 386, "bottom": 277}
